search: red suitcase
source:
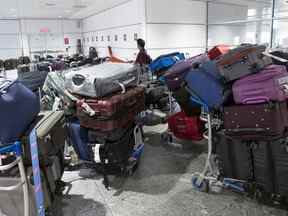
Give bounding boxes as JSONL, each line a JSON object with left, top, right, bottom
{"left": 168, "top": 112, "right": 204, "bottom": 141}
{"left": 208, "top": 45, "right": 230, "bottom": 60}
{"left": 77, "top": 87, "right": 145, "bottom": 119}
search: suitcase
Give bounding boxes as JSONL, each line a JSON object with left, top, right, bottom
{"left": 233, "top": 65, "right": 288, "bottom": 104}
{"left": 212, "top": 132, "right": 253, "bottom": 181}
{"left": 216, "top": 44, "right": 272, "bottom": 82}
{"left": 77, "top": 87, "right": 145, "bottom": 119}
{"left": 168, "top": 112, "right": 204, "bottom": 140}
{"left": 0, "top": 78, "right": 40, "bottom": 145}
{"left": 18, "top": 70, "right": 49, "bottom": 91}
{"left": 149, "top": 52, "right": 185, "bottom": 74}
{"left": 223, "top": 102, "right": 288, "bottom": 140}
{"left": 77, "top": 102, "right": 145, "bottom": 131}
{"left": 17, "top": 64, "right": 30, "bottom": 73}
{"left": 22, "top": 111, "right": 67, "bottom": 164}
{"left": 185, "top": 61, "right": 229, "bottom": 110}
{"left": 252, "top": 138, "right": 288, "bottom": 196}
{"left": 18, "top": 56, "right": 31, "bottom": 65}
{"left": 67, "top": 120, "right": 93, "bottom": 162}
{"left": 145, "top": 82, "right": 168, "bottom": 108}
{"left": 4, "top": 59, "right": 17, "bottom": 70}
{"left": 173, "top": 87, "right": 201, "bottom": 116}
{"left": 207, "top": 45, "right": 230, "bottom": 60}
{"left": 37, "top": 62, "right": 51, "bottom": 72}
{"left": 51, "top": 60, "right": 67, "bottom": 71}
{"left": 65, "top": 63, "right": 139, "bottom": 98}
{"left": 163, "top": 54, "right": 209, "bottom": 91}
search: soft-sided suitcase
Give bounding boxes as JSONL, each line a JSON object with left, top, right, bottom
{"left": 18, "top": 70, "right": 49, "bottom": 91}
{"left": 22, "top": 111, "right": 67, "bottom": 164}
{"left": 77, "top": 102, "right": 145, "bottom": 131}
{"left": 233, "top": 65, "right": 288, "bottom": 104}
{"left": 65, "top": 63, "right": 139, "bottom": 98}
{"left": 168, "top": 112, "right": 204, "bottom": 141}
{"left": 207, "top": 45, "right": 230, "bottom": 60}
{"left": 252, "top": 138, "right": 288, "bottom": 197}
{"left": 163, "top": 54, "right": 209, "bottom": 91}
{"left": 216, "top": 44, "right": 272, "bottom": 82}
{"left": 0, "top": 78, "right": 40, "bottom": 145}
{"left": 173, "top": 87, "right": 201, "bottom": 116}
{"left": 77, "top": 87, "right": 145, "bottom": 119}
{"left": 149, "top": 52, "right": 185, "bottom": 74}
{"left": 185, "top": 61, "right": 229, "bottom": 110}
{"left": 224, "top": 102, "right": 288, "bottom": 140}
{"left": 67, "top": 120, "right": 93, "bottom": 162}
{"left": 212, "top": 132, "right": 253, "bottom": 181}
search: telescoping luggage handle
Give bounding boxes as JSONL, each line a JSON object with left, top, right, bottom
{"left": 113, "top": 75, "right": 136, "bottom": 94}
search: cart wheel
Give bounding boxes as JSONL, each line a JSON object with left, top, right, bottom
{"left": 161, "top": 133, "right": 169, "bottom": 144}
{"left": 191, "top": 176, "right": 209, "bottom": 193}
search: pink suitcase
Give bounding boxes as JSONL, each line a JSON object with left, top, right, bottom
{"left": 233, "top": 65, "right": 288, "bottom": 104}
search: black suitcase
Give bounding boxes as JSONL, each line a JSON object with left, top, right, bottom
{"left": 213, "top": 132, "right": 253, "bottom": 181}
{"left": 252, "top": 138, "right": 288, "bottom": 197}
{"left": 18, "top": 56, "right": 31, "bottom": 65}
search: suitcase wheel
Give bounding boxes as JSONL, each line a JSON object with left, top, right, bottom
{"left": 161, "top": 132, "right": 173, "bottom": 144}
{"left": 191, "top": 175, "right": 209, "bottom": 193}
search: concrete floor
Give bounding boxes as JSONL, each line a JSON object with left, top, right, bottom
{"left": 53, "top": 125, "right": 288, "bottom": 216}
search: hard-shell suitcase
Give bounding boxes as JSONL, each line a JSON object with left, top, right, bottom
{"left": 163, "top": 54, "right": 208, "bottom": 91}
{"left": 67, "top": 120, "right": 93, "bottom": 162}
{"left": 185, "top": 61, "right": 229, "bottom": 110}
{"left": 77, "top": 102, "right": 145, "bottom": 131}
{"left": 216, "top": 44, "right": 272, "bottom": 82}
{"left": 22, "top": 111, "right": 67, "bottom": 164}
{"left": 18, "top": 70, "right": 49, "bottom": 91}
{"left": 173, "top": 87, "right": 201, "bottom": 116}
{"left": 224, "top": 102, "right": 288, "bottom": 140}
{"left": 252, "top": 138, "right": 288, "bottom": 197}
{"left": 233, "top": 65, "right": 288, "bottom": 104}
{"left": 207, "top": 45, "right": 230, "bottom": 60}
{"left": 149, "top": 52, "right": 185, "bottom": 74}
{"left": 65, "top": 63, "right": 139, "bottom": 98}
{"left": 77, "top": 87, "right": 145, "bottom": 119}
{"left": 168, "top": 112, "right": 204, "bottom": 140}
{"left": 0, "top": 78, "right": 40, "bottom": 145}
{"left": 212, "top": 132, "right": 253, "bottom": 181}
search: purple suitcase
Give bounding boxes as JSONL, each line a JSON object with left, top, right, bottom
{"left": 224, "top": 102, "right": 288, "bottom": 140}
{"left": 233, "top": 65, "right": 288, "bottom": 104}
{"left": 163, "top": 54, "right": 208, "bottom": 91}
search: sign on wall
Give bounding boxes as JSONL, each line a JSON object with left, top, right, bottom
{"left": 64, "top": 37, "right": 70, "bottom": 45}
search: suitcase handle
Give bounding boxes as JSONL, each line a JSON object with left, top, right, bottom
{"left": 242, "top": 96, "right": 269, "bottom": 104}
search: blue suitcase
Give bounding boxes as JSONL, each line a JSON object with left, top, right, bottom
{"left": 67, "top": 120, "right": 93, "bottom": 162}
{"left": 149, "top": 52, "right": 185, "bottom": 73}
{"left": 0, "top": 78, "right": 40, "bottom": 145}
{"left": 184, "top": 61, "right": 228, "bottom": 110}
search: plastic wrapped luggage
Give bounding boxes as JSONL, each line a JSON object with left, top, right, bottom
{"left": 22, "top": 111, "right": 67, "bottom": 164}
{"left": 65, "top": 63, "right": 139, "bottom": 98}
{"left": 0, "top": 78, "right": 40, "bottom": 145}
{"left": 163, "top": 54, "right": 209, "bottom": 91}
{"left": 77, "top": 86, "right": 145, "bottom": 119}
{"left": 212, "top": 132, "right": 253, "bottom": 181}
{"left": 149, "top": 52, "right": 185, "bottom": 74}
{"left": 216, "top": 44, "right": 272, "bottom": 82}
{"left": 168, "top": 112, "right": 204, "bottom": 140}
{"left": 18, "top": 70, "right": 49, "bottom": 91}
{"left": 185, "top": 61, "right": 230, "bottom": 110}
{"left": 252, "top": 138, "right": 288, "bottom": 197}
{"left": 233, "top": 65, "right": 288, "bottom": 104}
{"left": 223, "top": 102, "right": 288, "bottom": 140}
{"left": 207, "top": 45, "right": 230, "bottom": 60}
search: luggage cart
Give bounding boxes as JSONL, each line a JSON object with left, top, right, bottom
{"left": 188, "top": 92, "right": 246, "bottom": 194}
{"left": 0, "top": 142, "right": 30, "bottom": 216}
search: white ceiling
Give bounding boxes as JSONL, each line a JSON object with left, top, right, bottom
{"left": 0, "top": 0, "right": 128, "bottom": 19}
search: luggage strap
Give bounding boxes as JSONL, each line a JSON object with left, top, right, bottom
{"left": 29, "top": 128, "right": 45, "bottom": 216}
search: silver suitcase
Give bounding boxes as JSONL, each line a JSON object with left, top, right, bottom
{"left": 65, "top": 63, "right": 139, "bottom": 98}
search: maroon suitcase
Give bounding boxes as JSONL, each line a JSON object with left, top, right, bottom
{"left": 163, "top": 54, "right": 209, "bottom": 91}
{"left": 224, "top": 102, "right": 288, "bottom": 140}
{"left": 77, "top": 87, "right": 145, "bottom": 119}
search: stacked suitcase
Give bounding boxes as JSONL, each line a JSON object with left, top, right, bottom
{"left": 175, "top": 43, "right": 288, "bottom": 206}
{"left": 64, "top": 63, "right": 145, "bottom": 187}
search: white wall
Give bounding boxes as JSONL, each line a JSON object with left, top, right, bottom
{"left": 0, "top": 19, "right": 81, "bottom": 60}
{"left": 145, "top": 0, "right": 207, "bottom": 58}
{"left": 82, "top": 0, "right": 145, "bottom": 60}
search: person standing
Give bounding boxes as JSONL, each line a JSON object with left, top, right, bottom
{"left": 135, "top": 39, "right": 152, "bottom": 66}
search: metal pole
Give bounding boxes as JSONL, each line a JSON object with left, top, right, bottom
{"left": 270, "top": 0, "right": 276, "bottom": 48}
{"left": 205, "top": 1, "right": 209, "bottom": 52}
